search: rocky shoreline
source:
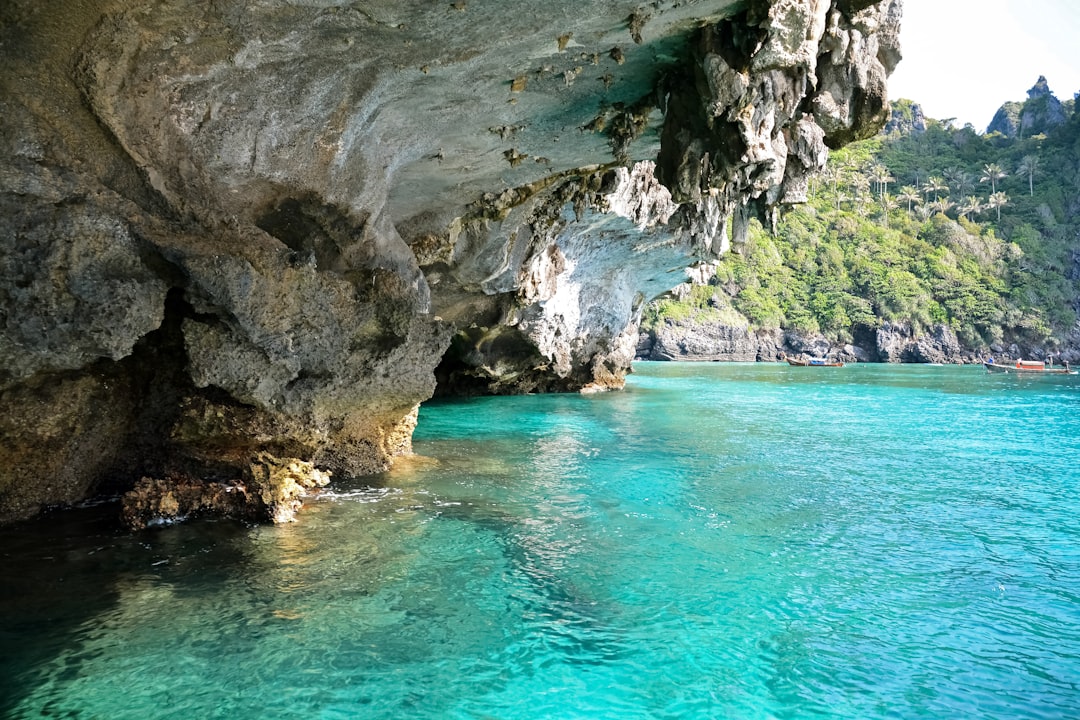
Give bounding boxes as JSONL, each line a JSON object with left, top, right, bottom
{"left": 637, "top": 317, "right": 1080, "bottom": 365}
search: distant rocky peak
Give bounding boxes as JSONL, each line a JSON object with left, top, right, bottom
{"left": 987, "top": 101, "right": 1022, "bottom": 137}
{"left": 1027, "top": 75, "right": 1052, "bottom": 99}
{"left": 884, "top": 99, "right": 927, "bottom": 136}
{"left": 986, "top": 76, "right": 1066, "bottom": 138}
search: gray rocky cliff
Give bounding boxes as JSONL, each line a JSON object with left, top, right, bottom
{"left": 987, "top": 101, "right": 1023, "bottom": 138}
{"left": 638, "top": 320, "right": 786, "bottom": 362}
{"left": 872, "top": 321, "right": 966, "bottom": 363}
{"left": 988, "top": 76, "right": 1067, "bottom": 138}
{"left": 638, "top": 315, "right": 983, "bottom": 365}
{"left": 884, "top": 99, "right": 927, "bottom": 135}
{"left": 0, "top": 0, "right": 901, "bottom": 523}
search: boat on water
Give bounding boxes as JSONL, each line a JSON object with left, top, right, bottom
{"left": 787, "top": 357, "right": 844, "bottom": 367}
{"left": 984, "top": 359, "right": 1076, "bottom": 375}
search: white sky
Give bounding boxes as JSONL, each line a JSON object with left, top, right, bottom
{"left": 887, "top": 0, "right": 1080, "bottom": 131}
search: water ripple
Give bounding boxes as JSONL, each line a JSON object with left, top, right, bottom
{"left": 3, "top": 364, "right": 1080, "bottom": 719}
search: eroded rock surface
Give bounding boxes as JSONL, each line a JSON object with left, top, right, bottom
{"left": 639, "top": 320, "right": 786, "bottom": 362}
{"left": 0, "top": 0, "right": 901, "bottom": 523}
{"left": 874, "top": 321, "right": 968, "bottom": 364}
{"left": 121, "top": 455, "right": 332, "bottom": 530}
{"left": 638, "top": 316, "right": 983, "bottom": 364}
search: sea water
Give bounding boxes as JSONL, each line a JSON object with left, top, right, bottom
{"left": 2, "top": 363, "right": 1079, "bottom": 719}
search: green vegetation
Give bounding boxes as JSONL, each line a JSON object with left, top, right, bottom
{"left": 644, "top": 97, "right": 1080, "bottom": 352}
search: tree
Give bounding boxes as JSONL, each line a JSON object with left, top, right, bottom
{"left": 880, "top": 194, "right": 898, "bottom": 228}
{"left": 924, "top": 176, "right": 947, "bottom": 201}
{"left": 958, "top": 195, "right": 983, "bottom": 220}
{"left": 897, "top": 185, "right": 921, "bottom": 213}
{"left": 943, "top": 166, "right": 973, "bottom": 197}
{"left": 851, "top": 174, "right": 872, "bottom": 215}
{"left": 835, "top": 190, "right": 851, "bottom": 212}
{"left": 1017, "top": 155, "right": 1039, "bottom": 196}
{"left": 929, "top": 198, "right": 955, "bottom": 217}
{"left": 987, "top": 191, "right": 1009, "bottom": 221}
{"left": 816, "top": 165, "right": 835, "bottom": 201}
{"left": 980, "top": 163, "right": 1006, "bottom": 194}
{"left": 820, "top": 165, "right": 845, "bottom": 211}
{"left": 953, "top": 170, "right": 975, "bottom": 198}
{"left": 870, "top": 163, "right": 895, "bottom": 202}
{"left": 911, "top": 166, "right": 929, "bottom": 189}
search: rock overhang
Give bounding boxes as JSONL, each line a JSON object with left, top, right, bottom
{"left": 0, "top": 0, "right": 902, "bottom": 523}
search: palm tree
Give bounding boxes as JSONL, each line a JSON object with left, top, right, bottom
{"left": 924, "top": 176, "right": 947, "bottom": 202}
{"left": 880, "top": 194, "right": 898, "bottom": 228}
{"left": 980, "top": 163, "right": 1006, "bottom": 194}
{"left": 911, "top": 166, "right": 929, "bottom": 189}
{"left": 897, "top": 185, "right": 921, "bottom": 213}
{"left": 819, "top": 165, "right": 841, "bottom": 207}
{"left": 870, "top": 164, "right": 895, "bottom": 202}
{"left": 851, "top": 173, "right": 871, "bottom": 201}
{"left": 987, "top": 191, "right": 1009, "bottom": 221}
{"left": 1017, "top": 155, "right": 1039, "bottom": 196}
{"left": 958, "top": 195, "right": 983, "bottom": 220}
{"left": 929, "top": 198, "right": 955, "bottom": 217}
{"left": 953, "top": 171, "right": 975, "bottom": 198}
{"left": 823, "top": 161, "right": 855, "bottom": 211}
{"left": 942, "top": 167, "right": 964, "bottom": 195}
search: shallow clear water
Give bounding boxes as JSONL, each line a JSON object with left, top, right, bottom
{"left": 3, "top": 363, "right": 1080, "bottom": 719}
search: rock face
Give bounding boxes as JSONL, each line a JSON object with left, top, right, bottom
{"left": 638, "top": 319, "right": 785, "bottom": 362}
{"left": 638, "top": 316, "right": 978, "bottom": 364}
{"left": 884, "top": 99, "right": 927, "bottom": 135}
{"left": 987, "top": 101, "right": 1023, "bottom": 138}
{"left": 0, "top": 0, "right": 901, "bottom": 523}
{"left": 1020, "top": 76, "right": 1068, "bottom": 138}
{"left": 121, "top": 455, "right": 332, "bottom": 530}
{"left": 987, "top": 76, "right": 1067, "bottom": 138}
{"left": 432, "top": 161, "right": 688, "bottom": 394}
{"left": 873, "top": 321, "right": 966, "bottom": 363}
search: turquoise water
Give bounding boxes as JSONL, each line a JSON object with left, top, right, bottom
{"left": 3, "top": 362, "right": 1080, "bottom": 719}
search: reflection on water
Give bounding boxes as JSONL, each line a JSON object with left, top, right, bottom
{"left": 2, "top": 364, "right": 1080, "bottom": 719}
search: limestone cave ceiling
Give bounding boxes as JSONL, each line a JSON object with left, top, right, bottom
{"left": 0, "top": 0, "right": 902, "bottom": 523}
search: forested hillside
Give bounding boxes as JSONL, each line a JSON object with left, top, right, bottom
{"left": 642, "top": 79, "right": 1080, "bottom": 362}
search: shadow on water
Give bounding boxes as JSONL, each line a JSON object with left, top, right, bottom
{"left": 337, "top": 448, "right": 630, "bottom": 668}
{"left": 2, "top": 448, "right": 622, "bottom": 717}
{"left": 0, "top": 504, "right": 126, "bottom": 718}
{"left": 0, "top": 502, "right": 255, "bottom": 719}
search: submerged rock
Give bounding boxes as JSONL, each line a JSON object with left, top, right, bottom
{"left": 121, "top": 455, "right": 331, "bottom": 530}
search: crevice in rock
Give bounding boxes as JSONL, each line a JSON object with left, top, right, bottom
{"left": 851, "top": 322, "right": 881, "bottom": 362}
{"left": 255, "top": 194, "right": 368, "bottom": 273}
{"left": 93, "top": 287, "right": 205, "bottom": 495}
{"left": 708, "top": 4, "right": 769, "bottom": 72}
{"left": 0, "top": 286, "right": 199, "bottom": 521}
{"left": 433, "top": 324, "right": 585, "bottom": 396}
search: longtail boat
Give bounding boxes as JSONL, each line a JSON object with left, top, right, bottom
{"left": 787, "top": 357, "right": 844, "bottom": 367}
{"left": 984, "top": 359, "right": 1076, "bottom": 375}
